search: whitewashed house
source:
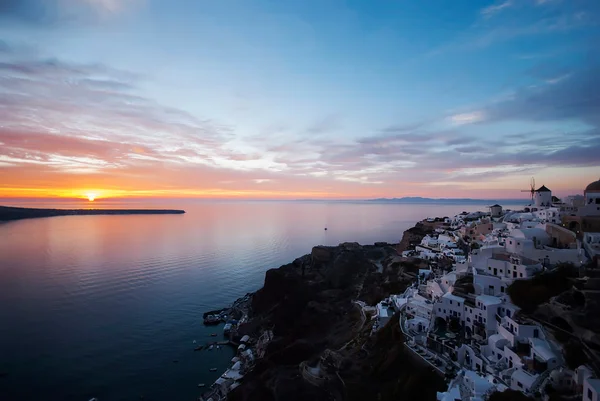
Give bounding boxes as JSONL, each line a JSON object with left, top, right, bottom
{"left": 584, "top": 377, "right": 600, "bottom": 401}
{"left": 483, "top": 252, "right": 543, "bottom": 282}
{"left": 533, "top": 207, "right": 561, "bottom": 224}
{"left": 434, "top": 292, "right": 464, "bottom": 322}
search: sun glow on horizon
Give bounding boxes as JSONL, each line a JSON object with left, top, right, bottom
{"left": 86, "top": 192, "right": 97, "bottom": 202}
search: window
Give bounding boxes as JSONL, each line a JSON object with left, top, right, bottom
{"left": 534, "top": 329, "right": 539, "bottom": 338}
{"left": 467, "top": 317, "right": 471, "bottom": 322}
{"left": 450, "top": 300, "right": 452, "bottom": 305}
{"left": 588, "top": 388, "right": 592, "bottom": 400}
{"left": 444, "top": 309, "right": 446, "bottom": 313}
{"left": 518, "top": 382, "right": 523, "bottom": 388}
{"left": 497, "top": 354, "right": 501, "bottom": 360}
{"left": 488, "top": 266, "right": 491, "bottom": 270}
{"left": 520, "top": 273, "right": 523, "bottom": 277}
{"left": 501, "top": 286, "right": 505, "bottom": 293}
{"left": 510, "top": 240, "right": 513, "bottom": 244}
{"left": 439, "top": 308, "right": 441, "bottom": 312}
{"left": 484, "top": 318, "right": 486, "bottom": 323}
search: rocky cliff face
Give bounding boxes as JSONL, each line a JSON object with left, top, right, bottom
{"left": 396, "top": 221, "right": 438, "bottom": 253}
{"left": 231, "top": 242, "right": 444, "bottom": 401}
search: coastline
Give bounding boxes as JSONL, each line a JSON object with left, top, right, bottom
{"left": 198, "top": 218, "right": 442, "bottom": 401}
{"left": 0, "top": 206, "right": 185, "bottom": 221}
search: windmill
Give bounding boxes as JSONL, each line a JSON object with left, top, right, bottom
{"left": 521, "top": 177, "right": 536, "bottom": 202}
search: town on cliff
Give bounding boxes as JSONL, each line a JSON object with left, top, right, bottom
{"left": 197, "top": 179, "right": 600, "bottom": 401}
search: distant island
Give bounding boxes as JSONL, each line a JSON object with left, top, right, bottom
{"left": 364, "top": 197, "right": 525, "bottom": 204}
{"left": 0, "top": 206, "right": 186, "bottom": 222}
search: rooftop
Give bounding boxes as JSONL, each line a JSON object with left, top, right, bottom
{"left": 476, "top": 295, "right": 502, "bottom": 306}
{"left": 585, "top": 179, "right": 600, "bottom": 193}
{"left": 443, "top": 292, "right": 465, "bottom": 303}
{"left": 530, "top": 338, "right": 557, "bottom": 361}
{"left": 586, "top": 378, "right": 600, "bottom": 393}
{"left": 536, "top": 185, "right": 551, "bottom": 192}
{"left": 491, "top": 252, "right": 540, "bottom": 266}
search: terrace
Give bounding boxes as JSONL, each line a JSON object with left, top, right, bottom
{"left": 491, "top": 253, "right": 540, "bottom": 266}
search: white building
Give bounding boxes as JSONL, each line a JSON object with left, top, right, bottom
{"left": 584, "top": 377, "right": 600, "bottom": 401}
{"left": 509, "top": 227, "right": 551, "bottom": 248}
{"left": 421, "top": 234, "right": 440, "bottom": 249}
{"left": 490, "top": 204, "right": 503, "bottom": 218}
{"left": 375, "top": 300, "right": 394, "bottom": 330}
{"left": 473, "top": 270, "right": 507, "bottom": 297}
{"left": 579, "top": 179, "right": 600, "bottom": 217}
{"left": 463, "top": 295, "right": 503, "bottom": 337}
{"left": 533, "top": 207, "right": 561, "bottom": 224}
{"left": 583, "top": 232, "right": 600, "bottom": 261}
{"left": 483, "top": 252, "right": 543, "bottom": 282}
{"left": 435, "top": 292, "right": 464, "bottom": 322}
{"left": 533, "top": 185, "right": 553, "bottom": 208}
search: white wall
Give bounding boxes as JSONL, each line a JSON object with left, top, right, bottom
{"left": 535, "top": 190, "right": 552, "bottom": 208}
{"left": 474, "top": 274, "right": 507, "bottom": 296}
{"left": 511, "top": 369, "right": 537, "bottom": 392}
{"left": 583, "top": 378, "right": 600, "bottom": 401}
{"left": 504, "top": 346, "right": 524, "bottom": 369}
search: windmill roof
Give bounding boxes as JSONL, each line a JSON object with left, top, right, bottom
{"left": 536, "top": 185, "right": 551, "bottom": 192}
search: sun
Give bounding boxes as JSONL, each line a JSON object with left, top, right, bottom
{"left": 86, "top": 193, "right": 97, "bottom": 202}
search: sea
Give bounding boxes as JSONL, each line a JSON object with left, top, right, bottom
{"left": 0, "top": 199, "right": 521, "bottom": 401}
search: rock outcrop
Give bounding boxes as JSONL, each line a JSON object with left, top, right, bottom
{"left": 396, "top": 221, "right": 437, "bottom": 253}
{"left": 231, "top": 241, "right": 444, "bottom": 401}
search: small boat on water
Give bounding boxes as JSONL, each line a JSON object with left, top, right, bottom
{"left": 208, "top": 345, "right": 214, "bottom": 351}
{"left": 89, "top": 398, "right": 98, "bottom": 401}
{"left": 210, "top": 333, "right": 217, "bottom": 337}
{"left": 197, "top": 383, "right": 205, "bottom": 388}
{"left": 216, "top": 345, "right": 221, "bottom": 350}
{"left": 209, "top": 368, "right": 217, "bottom": 372}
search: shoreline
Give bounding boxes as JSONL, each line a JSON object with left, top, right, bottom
{"left": 0, "top": 206, "right": 185, "bottom": 221}
{"left": 197, "top": 218, "right": 440, "bottom": 401}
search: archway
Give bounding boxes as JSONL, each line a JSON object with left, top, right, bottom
{"left": 568, "top": 221, "right": 580, "bottom": 233}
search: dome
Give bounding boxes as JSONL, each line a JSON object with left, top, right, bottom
{"left": 585, "top": 179, "right": 600, "bottom": 193}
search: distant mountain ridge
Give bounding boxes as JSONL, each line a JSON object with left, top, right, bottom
{"left": 365, "top": 197, "right": 524, "bottom": 204}
{"left": 292, "top": 197, "right": 525, "bottom": 204}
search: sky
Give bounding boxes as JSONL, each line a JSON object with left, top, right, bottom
{"left": 0, "top": 0, "right": 599, "bottom": 200}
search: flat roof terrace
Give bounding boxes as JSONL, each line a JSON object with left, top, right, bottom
{"left": 491, "top": 252, "right": 540, "bottom": 266}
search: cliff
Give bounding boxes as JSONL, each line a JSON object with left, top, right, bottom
{"left": 229, "top": 240, "right": 444, "bottom": 401}
{"left": 396, "top": 221, "right": 440, "bottom": 253}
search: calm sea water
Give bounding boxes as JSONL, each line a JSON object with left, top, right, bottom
{"left": 0, "top": 200, "right": 502, "bottom": 401}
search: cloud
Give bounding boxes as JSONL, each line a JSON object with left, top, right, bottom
{"left": 0, "top": 0, "right": 140, "bottom": 26}
{"left": 305, "top": 114, "right": 340, "bottom": 135}
{"left": 480, "top": 65, "right": 600, "bottom": 127}
{"left": 481, "top": 1, "right": 513, "bottom": 18}
{"left": 449, "top": 111, "right": 486, "bottom": 125}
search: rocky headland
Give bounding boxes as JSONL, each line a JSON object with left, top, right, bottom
{"left": 223, "top": 229, "right": 446, "bottom": 401}
{"left": 0, "top": 206, "right": 185, "bottom": 221}
{"left": 209, "top": 218, "right": 600, "bottom": 401}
